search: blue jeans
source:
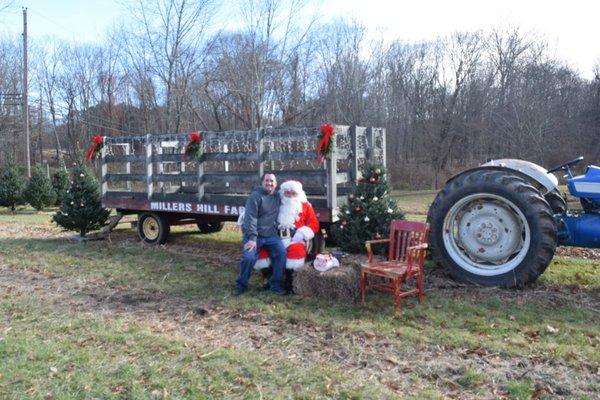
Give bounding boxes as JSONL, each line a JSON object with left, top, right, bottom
{"left": 236, "top": 234, "right": 286, "bottom": 293}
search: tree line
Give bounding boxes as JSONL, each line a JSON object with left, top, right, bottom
{"left": 0, "top": 0, "right": 599, "bottom": 189}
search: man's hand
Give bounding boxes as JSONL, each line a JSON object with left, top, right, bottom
{"left": 244, "top": 240, "right": 257, "bottom": 251}
{"left": 291, "top": 232, "right": 304, "bottom": 243}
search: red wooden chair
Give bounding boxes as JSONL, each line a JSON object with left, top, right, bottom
{"left": 360, "top": 220, "right": 429, "bottom": 315}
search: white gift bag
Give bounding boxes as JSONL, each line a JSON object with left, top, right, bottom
{"left": 313, "top": 253, "right": 340, "bottom": 272}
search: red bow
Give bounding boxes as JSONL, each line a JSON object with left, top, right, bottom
{"left": 316, "top": 124, "right": 335, "bottom": 162}
{"left": 184, "top": 131, "right": 202, "bottom": 161}
{"left": 85, "top": 135, "right": 104, "bottom": 160}
{"left": 189, "top": 131, "right": 201, "bottom": 142}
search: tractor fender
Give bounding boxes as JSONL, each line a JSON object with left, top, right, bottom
{"left": 447, "top": 159, "right": 558, "bottom": 195}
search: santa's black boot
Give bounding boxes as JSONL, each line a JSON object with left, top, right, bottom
{"left": 284, "top": 269, "right": 294, "bottom": 295}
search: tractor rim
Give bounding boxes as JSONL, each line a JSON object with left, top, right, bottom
{"left": 442, "top": 193, "right": 531, "bottom": 276}
{"left": 142, "top": 217, "right": 160, "bottom": 241}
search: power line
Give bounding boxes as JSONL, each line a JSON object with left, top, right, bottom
{"left": 38, "top": 102, "right": 139, "bottom": 136}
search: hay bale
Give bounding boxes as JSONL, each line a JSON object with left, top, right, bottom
{"left": 293, "top": 260, "right": 361, "bottom": 303}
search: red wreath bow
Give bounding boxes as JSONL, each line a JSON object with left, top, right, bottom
{"left": 85, "top": 135, "right": 104, "bottom": 160}
{"left": 184, "top": 131, "right": 203, "bottom": 161}
{"left": 316, "top": 124, "right": 335, "bottom": 162}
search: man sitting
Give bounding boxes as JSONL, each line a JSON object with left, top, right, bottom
{"left": 254, "top": 180, "right": 320, "bottom": 292}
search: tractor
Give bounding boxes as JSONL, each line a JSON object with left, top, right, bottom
{"left": 427, "top": 156, "right": 600, "bottom": 288}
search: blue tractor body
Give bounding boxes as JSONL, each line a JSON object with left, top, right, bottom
{"left": 567, "top": 165, "right": 600, "bottom": 205}
{"left": 556, "top": 161, "right": 600, "bottom": 248}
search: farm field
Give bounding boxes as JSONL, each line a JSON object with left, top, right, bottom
{"left": 0, "top": 193, "right": 598, "bottom": 399}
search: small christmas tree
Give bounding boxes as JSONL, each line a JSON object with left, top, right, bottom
{"left": 0, "top": 161, "right": 26, "bottom": 212}
{"left": 23, "top": 165, "right": 57, "bottom": 211}
{"left": 331, "top": 163, "right": 404, "bottom": 253}
{"left": 53, "top": 166, "right": 110, "bottom": 237}
{"left": 51, "top": 168, "right": 70, "bottom": 206}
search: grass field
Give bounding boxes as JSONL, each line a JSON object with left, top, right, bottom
{"left": 0, "top": 199, "right": 598, "bottom": 399}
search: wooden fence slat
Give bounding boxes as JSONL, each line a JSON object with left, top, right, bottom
{"left": 145, "top": 134, "right": 153, "bottom": 200}
{"left": 105, "top": 154, "right": 145, "bottom": 163}
{"left": 154, "top": 173, "right": 199, "bottom": 183}
{"left": 202, "top": 152, "right": 260, "bottom": 162}
{"left": 104, "top": 174, "right": 146, "bottom": 182}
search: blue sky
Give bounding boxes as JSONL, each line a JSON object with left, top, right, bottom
{"left": 2, "top": 0, "right": 599, "bottom": 78}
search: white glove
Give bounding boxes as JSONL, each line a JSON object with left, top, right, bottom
{"left": 291, "top": 232, "right": 304, "bottom": 242}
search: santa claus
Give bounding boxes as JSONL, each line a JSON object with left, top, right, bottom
{"left": 254, "top": 180, "right": 320, "bottom": 272}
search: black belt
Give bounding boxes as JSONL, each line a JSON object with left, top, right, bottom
{"left": 278, "top": 228, "right": 296, "bottom": 238}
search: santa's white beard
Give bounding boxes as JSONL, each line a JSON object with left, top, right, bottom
{"left": 278, "top": 196, "right": 302, "bottom": 229}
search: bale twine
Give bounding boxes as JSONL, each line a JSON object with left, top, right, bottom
{"left": 293, "top": 260, "right": 361, "bottom": 303}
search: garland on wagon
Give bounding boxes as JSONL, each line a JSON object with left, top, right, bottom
{"left": 184, "top": 131, "right": 203, "bottom": 161}
{"left": 85, "top": 135, "right": 104, "bottom": 161}
{"left": 316, "top": 123, "right": 335, "bottom": 162}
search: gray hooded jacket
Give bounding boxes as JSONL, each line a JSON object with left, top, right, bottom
{"left": 242, "top": 186, "right": 280, "bottom": 241}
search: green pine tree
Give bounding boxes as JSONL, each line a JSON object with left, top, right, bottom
{"left": 53, "top": 166, "right": 110, "bottom": 236}
{"left": 51, "top": 168, "right": 70, "bottom": 206}
{"left": 0, "top": 161, "right": 26, "bottom": 212}
{"left": 331, "top": 163, "right": 404, "bottom": 253}
{"left": 23, "top": 165, "right": 57, "bottom": 211}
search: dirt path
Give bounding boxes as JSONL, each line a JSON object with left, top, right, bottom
{"left": 1, "top": 264, "right": 598, "bottom": 399}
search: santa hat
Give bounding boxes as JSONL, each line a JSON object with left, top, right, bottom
{"left": 280, "top": 180, "right": 307, "bottom": 203}
{"left": 286, "top": 242, "right": 307, "bottom": 269}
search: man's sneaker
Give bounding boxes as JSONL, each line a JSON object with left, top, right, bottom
{"left": 259, "top": 283, "right": 271, "bottom": 292}
{"left": 233, "top": 287, "right": 246, "bottom": 296}
{"left": 271, "top": 288, "right": 287, "bottom": 296}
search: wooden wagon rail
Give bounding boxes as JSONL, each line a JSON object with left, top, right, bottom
{"left": 100, "top": 125, "right": 386, "bottom": 224}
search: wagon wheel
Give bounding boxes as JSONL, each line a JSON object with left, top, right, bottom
{"left": 137, "top": 213, "right": 170, "bottom": 245}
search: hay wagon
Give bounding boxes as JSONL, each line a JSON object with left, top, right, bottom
{"left": 99, "top": 125, "right": 386, "bottom": 247}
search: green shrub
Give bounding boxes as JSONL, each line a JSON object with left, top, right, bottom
{"left": 51, "top": 168, "right": 70, "bottom": 206}
{"left": 0, "top": 161, "right": 26, "bottom": 212}
{"left": 23, "top": 165, "right": 57, "bottom": 211}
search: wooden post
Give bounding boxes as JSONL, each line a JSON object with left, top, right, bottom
{"left": 257, "top": 128, "right": 264, "bottom": 179}
{"left": 197, "top": 147, "right": 205, "bottom": 201}
{"left": 156, "top": 144, "right": 163, "bottom": 192}
{"left": 380, "top": 127, "right": 387, "bottom": 168}
{"left": 350, "top": 125, "right": 359, "bottom": 183}
{"left": 124, "top": 143, "right": 131, "bottom": 192}
{"left": 145, "top": 134, "right": 153, "bottom": 200}
{"left": 223, "top": 143, "right": 229, "bottom": 188}
{"left": 101, "top": 141, "right": 107, "bottom": 197}
{"left": 326, "top": 126, "right": 338, "bottom": 218}
{"left": 180, "top": 140, "right": 186, "bottom": 187}
{"left": 366, "top": 127, "right": 374, "bottom": 161}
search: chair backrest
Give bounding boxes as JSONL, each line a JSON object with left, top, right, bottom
{"left": 388, "top": 220, "right": 429, "bottom": 262}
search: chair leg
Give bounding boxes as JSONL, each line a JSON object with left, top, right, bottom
{"left": 417, "top": 269, "right": 425, "bottom": 302}
{"left": 360, "top": 271, "right": 367, "bottom": 305}
{"left": 393, "top": 278, "right": 401, "bottom": 316}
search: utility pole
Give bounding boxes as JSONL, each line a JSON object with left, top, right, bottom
{"left": 23, "top": 7, "right": 31, "bottom": 177}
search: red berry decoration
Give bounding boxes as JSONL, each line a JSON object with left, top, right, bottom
{"left": 369, "top": 176, "right": 376, "bottom": 183}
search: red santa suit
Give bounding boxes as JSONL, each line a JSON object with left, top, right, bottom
{"left": 254, "top": 180, "right": 320, "bottom": 270}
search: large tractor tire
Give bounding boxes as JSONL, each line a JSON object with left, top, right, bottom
{"left": 197, "top": 221, "right": 225, "bottom": 234}
{"left": 427, "top": 170, "right": 557, "bottom": 288}
{"left": 545, "top": 188, "right": 567, "bottom": 214}
{"left": 137, "top": 213, "right": 170, "bottom": 245}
